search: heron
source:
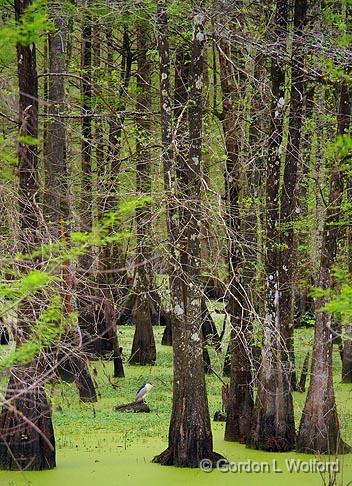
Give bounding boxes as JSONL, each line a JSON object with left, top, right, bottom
{"left": 135, "top": 383, "right": 153, "bottom": 403}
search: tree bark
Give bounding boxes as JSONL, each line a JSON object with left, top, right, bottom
{"left": 0, "top": 0, "right": 56, "bottom": 470}
{"left": 157, "top": 0, "right": 176, "bottom": 349}
{"left": 78, "top": 0, "right": 94, "bottom": 341}
{"left": 100, "top": 26, "right": 132, "bottom": 295}
{"left": 280, "top": 0, "right": 307, "bottom": 393}
{"left": 249, "top": 0, "right": 296, "bottom": 452}
{"left": 74, "top": 361, "right": 97, "bottom": 403}
{"left": 45, "top": 1, "right": 68, "bottom": 237}
{"left": 73, "top": 0, "right": 97, "bottom": 399}
{"left": 80, "top": 0, "right": 93, "bottom": 236}
{"left": 92, "top": 24, "right": 127, "bottom": 374}
{"left": 297, "top": 351, "right": 310, "bottom": 392}
{"left": 0, "top": 371, "right": 56, "bottom": 470}
{"left": 342, "top": 326, "right": 352, "bottom": 383}
{"left": 153, "top": 5, "right": 224, "bottom": 467}
{"left": 217, "top": 32, "right": 254, "bottom": 444}
{"left": 296, "top": 79, "right": 351, "bottom": 455}
{"left": 129, "top": 16, "right": 156, "bottom": 365}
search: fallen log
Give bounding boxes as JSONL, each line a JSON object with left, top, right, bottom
{"left": 115, "top": 401, "right": 150, "bottom": 413}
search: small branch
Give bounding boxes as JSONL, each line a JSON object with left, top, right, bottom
{"left": 0, "top": 111, "right": 18, "bottom": 125}
{"left": 38, "top": 111, "right": 159, "bottom": 119}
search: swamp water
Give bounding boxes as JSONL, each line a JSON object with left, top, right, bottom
{"left": 0, "top": 428, "right": 351, "bottom": 486}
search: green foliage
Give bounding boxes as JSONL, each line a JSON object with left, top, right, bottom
{"left": 0, "top": 135, "right": 17, "bottom": 180}
{"left": 309, "top": 286, "right": 331, "bottom": 299}
{"left": 0, "top": 0, "right": 52, "bottom": 49}
{"left": 6, "top": 197, "right": 152, "bottom": 272}
{"left": 68, "top": 197, "right": 152, "bottom": 254}
{"left": 326, "top": 62, "right": 351, "bottom": 86}
{"left": 17, "top": 134, "right": 39, "bottom": 146}
{"left": 0, "top": 196, "right": 150, "bottom": 374}
{"left": 322, "top": 6, "right": 347, "bottom": 32}
{"left": 311, "top": 266, "right": 352, "bottom": 325}
{"left": 299, "top": 311, "right": 316, "bottom": 328}
{"left": 0, "top": 0, "right": 52, "bottom": 67}
{"left": 165, "top": 0, "right": 193, "bottom": 43}
{"left": 323, "top": 284, "right": 352, "bottom": 323}
{"left": 0, "top": 270, "right": 54, "bottom": 307}
{"left": 326, "top": 134, "right": 352, "bottom": 164}
{"left": 117, "top": 195, "right": 153, "bottom": 216}
{"left": 0, "top": 296, "right": 77, "bottom": 373}
{"left": 320, "top": 267, "right": 352, "bottom": 324}
{"left": 16, "top": 0, "right": 53, "bottom": 46}
{"left": 335, "top": 32, "right": 352, "bottom": 48}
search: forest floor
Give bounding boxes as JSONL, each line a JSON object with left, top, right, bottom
{"left": 0, "top": 322, "right": 352, "bottom": 486}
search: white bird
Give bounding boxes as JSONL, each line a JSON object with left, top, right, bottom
{"left": 135, "top": 383, "right": 153, "bottom": 402}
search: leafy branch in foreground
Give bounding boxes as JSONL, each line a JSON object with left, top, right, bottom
{"left": 0, "top": 197, "right": 153, "bottom": 370}
{"left": 0, "top": 295, "right": 77, "bottom": 374}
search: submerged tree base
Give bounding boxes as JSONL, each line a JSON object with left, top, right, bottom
{"left": 75, "top": 364, "right": 97, "bottom": 403}
{"left": 248, "top": 414, "right": 296, "bottom": 453}
{"left": 153, "top": 445, "right": 225, "bottom": 468}
{"left": 113, "top": 356, "right": 125, "bottom": 378}
{"left": 297, "top": 421, "right": 351, "bottom": 455}
{"left": 161, "top": 322, "right": 172, "bottom": 346}
{"left": 128, "top": 353, "right": 156, "bottom": 366}
{"left": 296, "top": 439, "right": 351, "bottom": 455}
{"left": 248, "top": 436, "right": 295, "bottom": 453}
{"left": 0, "top": 372, "right": 56, "bottom": 471}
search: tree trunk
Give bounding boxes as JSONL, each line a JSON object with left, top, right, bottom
{"left": 0, "top": 0, "right": 56, "bottom": 470}
{"left": 342, "top": 326, "right": 352, "bottom": 383}
{"left": 243, "top": 50, "right": 267, "bottom": 350}
{"left": 157, "top": 0, "right": 175, "bottom": 349}
{"left": 45, "top": 0, "right": 72, "bottom": 382}
{"left": 93, "top": 22, "right": 105, "bottom": 216}
{"left": 80, "top": 0, "right": 93, "bottom": 236}
{"left": 74, "top": 361, "right": 97, "bottom": 403}
{"left": 201, "top": 299, "right": 221, "bottom": 351}
{"left": 46, "top": 1, "right": 68, "bottom": 236}
{"left": 129, "top": 16, "right": 156, "bottom": 365}
{"left": 344, "top": 20, "right": 352, "bottom": 384}
{"left": 100, "top": 26, "right": 132, "bottom": 295}
{"left": 153, "top": 5, "right": 224, "bottom": 467}
{"left": 297, "top": 351, "right": 310, "bottom": 392}
{"left": 92, "top": 24, "right": 128, "bottom": 373}
{"left": 249, "top": 0, "right": 296, "bottom": 452}
{"left": 294, "top": 84, "right": 315, "bottom": 329}
{"left": 217, "top": 33, "right": 254, "bottom": 443}
{"left": 280, "top": 0, "right": 307, "bottom": 393}
{"left": 74, "top": 0, "right": 97, "bottom": 400}
{"left": 296, "top": 79, "right": 351, "bottom": 455}
{"left": 161, "top": 322, "right": 172, "bottom": 346}
{"left": 78, "top": 0, "right": 94, "bottom": 330}
{"left": 0, "top": 371, "right": 56, "bottom": 470}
